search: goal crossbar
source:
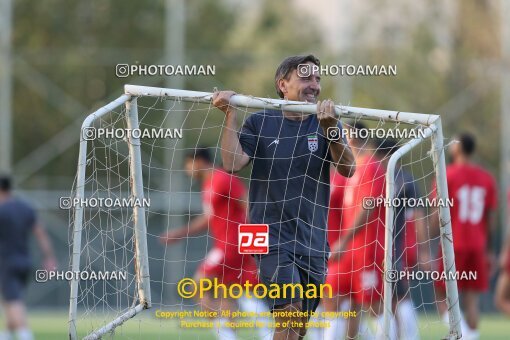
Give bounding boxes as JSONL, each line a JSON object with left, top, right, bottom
{"left": 124, "top": 84, "right": 439, "bottom": 126}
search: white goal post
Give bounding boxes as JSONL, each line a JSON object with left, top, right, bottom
{"left": 68, "top": 84, "right": 462, "bottom": 339}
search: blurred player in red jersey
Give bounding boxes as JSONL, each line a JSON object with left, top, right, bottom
{"left": 431, "top": 133, "right": 497, "bottom": 340}
{"left": 330, "top": 122, "right": 396, "bottom": 339}
{"left": 320, "top": 167, "right": 374, "bottom": 340}
{"left": 494, "top": 189, "right": 510, "bottom": 316}
{"left": 160, "top": 148, "right": 271, "bottom": 340}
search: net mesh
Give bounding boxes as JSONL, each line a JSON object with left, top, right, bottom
{"left": 69, "top": 92, "right": 453, "bottom": 339}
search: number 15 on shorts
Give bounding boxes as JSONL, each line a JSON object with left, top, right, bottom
{"left": 238, "top": 224, "right": 269, "bottom": 254}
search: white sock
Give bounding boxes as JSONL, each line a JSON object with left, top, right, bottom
{"left": 375, "top": 314, "right": 397, "bottom": 340}
{"left": 0, "top": 331, "right": 13, "bottom": 340}
{"left": 307, "top": 317, "right": 323, "bottom": 340}
{"left": 359, "top": 316, "right": 374, "bottom": 340}
{"left": 323, "top": 300, "right": 351, "bottom": 340}
{"left": 324, "top": 318, "right": 345, "bottom": 340}
{"left": 441, "top": 311, "right": 449, "bottom": 325}
{"left": 307, "top": 305, "right": 325, "bottom": 340}
{"left": 214, "top": 318, "right": 236, "bottom": 340}
{"left": 460, "top": 320, "right": 479, "bottom": 340}
{"left": 238, "top": 298, "right": 273, "bottom": 340}
{"left": 14, "top": 328, "right": 33, "bottom": 340}
{"left": 396, "top": 299, "right": 419, "bottom": 340}
{"left": 463, "top": 328, "right": 479, "bottom": 340}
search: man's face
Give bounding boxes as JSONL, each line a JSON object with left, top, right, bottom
{"left": 448, "top": 140, "right": 461, "bottom": 162}
{"left": 279, "top": 61, "right": 321, "bottom": 103}
{"left": 185, "top": 158, "right": 203, "bottom": 180}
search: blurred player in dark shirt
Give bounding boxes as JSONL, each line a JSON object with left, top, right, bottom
{"left": 376, "top": 138, "right": 426, "bottom": 340}
{"left": 0, "top": 176, "right": 57, "bottom": 340}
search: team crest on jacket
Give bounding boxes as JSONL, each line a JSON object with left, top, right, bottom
{"left": 307, "top": 135, "right": 318, "bottom": 152}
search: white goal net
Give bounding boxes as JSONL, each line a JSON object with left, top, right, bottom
{"left": 68, "top": 85, "right": 461, "bottom": 340}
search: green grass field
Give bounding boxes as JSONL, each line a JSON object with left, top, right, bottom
{"left": 25, "top": 310, "right": 509, "bottom": 339}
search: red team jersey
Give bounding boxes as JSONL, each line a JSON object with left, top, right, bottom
{"left": 198, "top": 168, "right": 258, "bottom": 284}
{"left": 342, "top": 154, "right": 386, "bottom": 253}
{"left": 435, "top": 163, "right": 497, "bottom": 291}
{"left": 202, "top": 169, "right": 247, "bottom": 250}
{"left": 444, "top": 163, "right": 497, "bottom": 252}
